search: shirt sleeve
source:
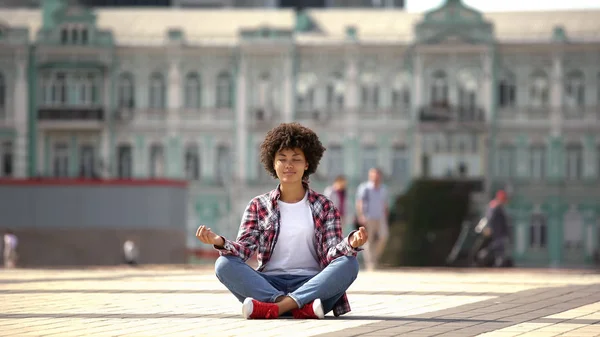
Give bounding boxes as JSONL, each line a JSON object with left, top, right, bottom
{"left": 213, "top": 199, "right": 260, "bottom": 262}
{"left": 322, "top": 200, "right": 362, "bottom": 265}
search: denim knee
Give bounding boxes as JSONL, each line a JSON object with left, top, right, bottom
{"left": 336, "top": 255, "right": 359, "bottom": 281}
{"left": 214, "top": 255, "right": 241, "bottom": 280}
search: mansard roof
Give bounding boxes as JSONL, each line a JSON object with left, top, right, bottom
{"left": 0, "top": 7, "right": 598, "bottom": 45}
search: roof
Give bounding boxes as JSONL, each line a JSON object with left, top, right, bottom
{"left": 0, "top": 8, "right": 599, "bottom": 45}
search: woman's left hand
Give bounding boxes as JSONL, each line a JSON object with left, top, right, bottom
{"left": 350, "top": 227, "right": 368, "bottom": 248}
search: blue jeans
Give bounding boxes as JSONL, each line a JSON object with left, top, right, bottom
{"left": 215, "top": 255, "right": 359, "bottom": 315}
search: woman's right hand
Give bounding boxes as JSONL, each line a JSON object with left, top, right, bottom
{"left": 195, "top": 225, "right": 225, "bottom": 246}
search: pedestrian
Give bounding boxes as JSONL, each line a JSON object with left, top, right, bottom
{"left": 323, "top": 175, "right": 348, "bottom": 227}
{"left": 355, "top": 168, "right": 389, "bottom": 271}
{"left": 196, "top": 122, "right": 368, "bottom": 319}
{"left": 3, "top": 230, "right": 18, "bottom": 269}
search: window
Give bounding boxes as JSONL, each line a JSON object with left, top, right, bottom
{"left": 326, "top": 72, "right": 345, "bottom": 111}
{"left": 360, "top": 72, "right": 380, "bottom": 110}
{"left": 215, "top": 145, "right": 231, "bottom": 185}
{"left": 216, "top": 72, "right": 232, "bottom": 108}
{"left": 73, "top": 72, "right": 100, "bottom": 106}
{"left": 0, "top": 72, "right": 5, "bottom": 112}
{"left": 564, "top": 70, "right": 585, "bottom": 108}
{"left": 52, "top": 72, "right": 68, "bottom": 105}
{"left": 430, "top": 70, "right": 448, "bottom": 105}
{"left": 257, "top": 144, "right": 270, "bottom": 181}
{"left": 529, "top": 70, "right": 549, "bottom": 108}
{"left": 361, "top": 145, "right": 378, "bottom": 179}
{"left": 529, "top": 146, "right": 546, "bottom": 180}
{"left": 52, "top": 142, "right": 70, "bottom": 178}
{"left": 149, "top": 144, "right": 164, "bottom": 178}
{"left": 457, "top": 69, "right": 478, "bottom": 111}
{"left": 78, "top": 145, "right": 96, "bottom": 178}
{"left": 184, "top": 72, "right": 201, "bottom": 109}
{"left": 0, "top": 141, "right": 12, "bottom": 177}
{"left": 529, "top": 213, "right": 547, "bottom": 249}
{"left": 326, "top": 145, "right": 344, "bottom": 182}
{"left": 256, "top": 72, "right": 271, "bottom": 108}
{"left": 565, "top": 144, "right": 583, "bottom": 180}
{"left": 496, "top": 145, "right": 515, "bottom": 178}
{"left": 184, "top": 143, "right": 200, "bottom": 180}
{"left": 296, "top": 72, "right": 316, "bottom": 112}
{"left": 391, "top": 145, "right": 408, "bottom": 182}
{"left": 392, "top": 72, "right": 410, "bottom": 109}
{"left": 117, "top": 144, "right": 132, "bottom": 179}
{"left": 498, "top": 70, "right": 516, "bottom": 108}
{"left": 60, "top": 25, "right": 90, "bottom": 45}
{"left": 148, "top": 73, "right": 166, "bottom": 109}
{"left": 118, "top": 73, "right": 135, "bottom": 109}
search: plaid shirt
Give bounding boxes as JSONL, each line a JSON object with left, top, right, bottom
{"left": 215, "top": 183, "right": 361, "bottom": 317}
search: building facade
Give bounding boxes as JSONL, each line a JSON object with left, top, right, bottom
{"left": 1, "top": 0, "right": 599, "bottom": 267}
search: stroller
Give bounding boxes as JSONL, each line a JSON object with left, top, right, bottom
{"left": 446, "top": 218, "right": 513, "bottom": 267}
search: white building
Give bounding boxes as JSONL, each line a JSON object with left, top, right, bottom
{"left": 1, "top": 0, "right": 600, "bottom": 266}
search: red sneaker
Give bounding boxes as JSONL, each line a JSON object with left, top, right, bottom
{"left": 291, "top": 298, "right": 325, "bottom": 319}
{"left": 242, "top": 298, "right": 279, "bottom": 319}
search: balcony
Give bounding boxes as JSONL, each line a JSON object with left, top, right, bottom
{"left": 248, "top": 106, "right": 281, "bottom": 129}
{"left": 418, "top": 103, "right": 486, "bottom": 131}
{"left": 37, "top": 106, "right": 105, "bottom": 130}
{"left": 358, "top": 107, "right": 410, "bottom": 121}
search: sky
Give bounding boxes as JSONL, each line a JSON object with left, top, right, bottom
{"left": 405, "top": 0, "right": 600, "bottom": 12}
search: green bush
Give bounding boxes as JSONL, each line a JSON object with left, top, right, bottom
{"left": 382, "top": 178, "right": 476, "bottom": 267}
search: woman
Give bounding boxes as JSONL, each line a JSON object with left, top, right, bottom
{"left": 196, "top": 123, "right": 368, "bottom": 319}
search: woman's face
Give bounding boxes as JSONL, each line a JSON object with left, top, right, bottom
{"left": 273, "top": 147, "right": 308, "bottom": 184}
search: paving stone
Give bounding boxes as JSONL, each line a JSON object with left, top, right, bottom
{"left": 1, "top": 267, "right": 600, "bottom": 337}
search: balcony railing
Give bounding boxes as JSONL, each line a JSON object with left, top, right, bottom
{"left": 37, "top": 107, "right": 104, "bottom": 121}
{"left": 419, "top": 103, "right": 485, "bottom": 123}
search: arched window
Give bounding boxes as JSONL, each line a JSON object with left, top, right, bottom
{"left": 184, "top": 72, "right": 201, "bottom": 109}
{"left": 430, "top": 70, "right": 448, "bottom": 105}
{"left": 360, "top": 71, "right": 380, "bottom": 110}
{"left": 149, "top": 143, "right": 165, "bottom": 178}
{"left": 296, "top": 72, "right": 317, "bottom": 112}
{"left": 148, "top": 73, "right": 166, "bottom": 109}
{"left": 118, "top": 72, "right": 135, "bottom": 109}
{"left": 326, "top": 72, "right": 345, "bottom": 110}
{"left": 216, "top": 72, "right": 232, "bottom": 108}
{"left": 498, "top": 70, "right": 516, "bottom": 108}
{"left": 184, "top": 143, "right": 200, "bottom": 180}
{"left": 564, "top": 70, "right": 584, "bottom": 108}
{"left": 392, "top": 72, "right": 411, "bottom": 109}
{"left": 529, "top": 70, "right": 549, "bottom": 108}
{"left": 117, "top": 144, "right": 133, "bottom": 179}
{"left": 457, "top": 69, "right": 478, "bottom": 110}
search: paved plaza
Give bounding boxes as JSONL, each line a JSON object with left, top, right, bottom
{"left": 1, "top": 266, "right": 600, "bottom": 337}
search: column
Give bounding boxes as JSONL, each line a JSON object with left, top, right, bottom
{"left": 282, "top": 50, "right": 294, "bottom": 122}
{"left": 582, "top": 206, "right": 598, "bottom": 261}
{"left": 412, "top": 52, "right": 423, "bottom": 177}
{"left": 166, "top": 56, "right": 182, "bottom": 178}
{"left": 344, "top": 47, "right": 359, "bottom": 182}
{"left": 482, "top": 51, "right": 493, "bottom": 123}
{"left": 13, "top": 58, "right": 28, "bottom": 178}
{"left": 101, "top": 66, "right": 112, "bottom": 178}
{"left": 236, "top": 53, "right": 248, "bottom": 183}
{"left": 550, "top": 53, "right": 563, "bottom": 137}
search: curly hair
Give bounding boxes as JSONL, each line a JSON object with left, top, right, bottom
{"left": 260, "top": 123, "right": 326, "bottom": 180}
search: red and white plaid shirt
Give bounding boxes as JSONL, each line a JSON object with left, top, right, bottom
{"left": 215, "top": 183, "right": 361, "bottom": 317}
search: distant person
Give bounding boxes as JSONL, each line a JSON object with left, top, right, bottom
{"left": 196, "top": 123, "right": 367, "bottom": 319}
{"left": 3, "top": 230, "right": 18, "bottom": 269}
{"left": 485, "top": 190, "right": 511, "bottom": 267}
{"left": 123, "top": 239, "right": 139, "bottom": 266}
{"left": 355, "top": 168, "right": 389, "bottom": 271}
{"left": 324, "top": 175, "right": 348, "bottom": 227}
